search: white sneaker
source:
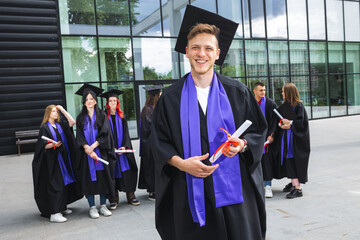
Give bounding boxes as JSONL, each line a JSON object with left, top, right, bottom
{"left": 99, "top": 205, "right": 112, "bottom": 217}
{"left": 89, "top": 206, "right": 100, "bottom": 219}
{"left": 62, "top": 209, "right": 72, "bottom": 215}
{"left": 265, "top": 185, "right": 273, "bottom": 198}
{"left": 50, "top": 213, "right": 67, "bottom": 223}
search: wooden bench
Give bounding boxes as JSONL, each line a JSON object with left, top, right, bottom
{"left": 15, "top": 130, "right": 39, "bottom": 156}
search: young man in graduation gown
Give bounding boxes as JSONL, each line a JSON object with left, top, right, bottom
{"left": 151, "top": 5, "right": 267, "bottom": 240}
{"left": 253, "top": 82, "right": 278, "bottom": 198}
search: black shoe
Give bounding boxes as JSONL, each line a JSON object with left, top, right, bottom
{"left": 286, "top": 188, "right": 303, "bottom": 199}
{"left": 108, "top": 202, "right": 117, "bottom": 210}
{"left": 283, "top": 182, "right": 294, "bottom": 192}
{"left": 148, "top": 192, "right": 155, "bottom": 201}
{"left": 126, "top": 192, "right": 141, "bottom": 206}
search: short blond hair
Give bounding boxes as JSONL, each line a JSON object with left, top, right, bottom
{"left": 187, "top": 23, "right": 220, "bottom": 48}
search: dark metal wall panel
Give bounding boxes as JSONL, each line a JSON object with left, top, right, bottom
{"left": 0, "top": 0, "right": 64, "bottom": 155}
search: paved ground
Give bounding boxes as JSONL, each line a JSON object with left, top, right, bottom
{"left": 0, "top": 115, "right": 359, "bottom": 240}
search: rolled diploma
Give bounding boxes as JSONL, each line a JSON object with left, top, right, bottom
{"left": 273, "top": 109, "right": 284, "bottom": 120}
{"left": 97, "top": 157, "right": 109, "bottom": 165}
{"left": 41, "top": 136, "right": 58, "bottom": 144}
{"left": 264, "top": 140, "right": 269, "bottom": 146}
{"left": 115, "top": 149, "right": 136, "bottom": 153}
{"left": 210, "top": 120, "right": 252, "bottom": 163}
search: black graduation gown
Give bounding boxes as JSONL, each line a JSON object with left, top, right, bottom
{"left": 110, "top": 115, "right": 138, "bottom": 193}
{"left": 76, "top": 111, "right": 117, "bottom": 197}
{"left": 272, "top": 103, "right": 310, "bottom": 183}
{"left": 151, "top": 73, "right": 268, "bottom": 240}
{"left": 138, "top": 105, "right": 155, "bottom": 192}
{"left": 260, "top": 97, "right": 278, "bottom": 181}
{"left": 32, "top": 117, "right": 82, "bottom": 217}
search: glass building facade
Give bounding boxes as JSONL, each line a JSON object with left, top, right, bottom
{"left": 59, "top": 0, "right": 360, "bottom": 138}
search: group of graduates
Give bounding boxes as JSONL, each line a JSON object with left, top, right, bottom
{"left": 32, "top": 84, "right": 161, "bottom": 223}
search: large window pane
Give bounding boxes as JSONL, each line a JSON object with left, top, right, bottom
{"left": 344, "top": 1, "right": 360, "bottom": 42}
{"left": 309, "top": 42, "right": 327, "bottom": 74}
{"left": 329, "top": 75, "right": 346, "bottom": 116}
{"left": 311, "top": 75, "right": 329, "bottom": 118}
{"left": 243, "top": 0, "right": 251, "bottom": 38}
{"left": 287, "top": 0, "right": 307, "bottom": 40}
{"left": 326, "top": 0, "right": 344, "bottom": 41}
{"left": 347, "top": 74, "right": 360, "bottom": 114}
{"left": 346, "top": 43, "right": 360, "bottom": 74}
{"left": 96, "top": 0, "right": 131, "bottom": 36}
{"left": 102, "top": 82, "right": 137, "bottom": 138}
{"left": 62, "top": 37, "right": 99, "bottom": 83}
{"left": 245, "top": 40, "right": 268, "bottom": 77}
{"left": 270, "top": 77, "right": 289, "bottom": 106}
{"left": 222, "top": 40, "right": 245, "bottom": 78}
{"left": 308, "top": 0, "right": 326, "bottom": 40}
{"left": 162, "top": 0, "right": 186, "bottom": 37}
{"left": 292, "top": 76, "right": 311, "bottom": 117}
{"left": 328, "top": 42, "right": 345, "bottom": 74}
{"left": 130, "top": 0, "right": 162, "bottom": 36}
{"left": 268, "top": 41, "right": 289, "bottom": 76}
{"left": 190, "top": 0, "right": 216, "bottom": 13}
{"left": 265, "top": 0, "right": 287, "bottom": 39}
{"left": 98, "top": 37, "right": 133, "bottom": 81}
{"left": 218, "top": 0, "right": 243, "bottom": 38}
{"left": 59, "top": 0, "right": 96, "bottom": 35}
{"left": 133, "top": 38, "right": 179, "bottom": 80}
{"left": 251, "top": 0, "right": 266, "bottom": 38}
{"left": 290, "top": 41, "right": 309, "bottom": 75}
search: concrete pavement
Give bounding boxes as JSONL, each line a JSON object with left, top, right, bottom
{"left": 0, "top": 115, "right": 359, "bottom": 240}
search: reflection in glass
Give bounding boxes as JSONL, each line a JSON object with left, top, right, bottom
{"left": 309, "top": 42, "right": 327, "bottom": 74}
{"left": 287, "top": 0, "right": 307, "bottom": 40}
{"left": 96, "top": 0, "right": 131, "bottom": 36}
{"left": 347, "top": 74, "right": 360, "bottom": 114}
{"left": 130, "top": 0, "right": 162, "bottom": 36}
{"left": 245, "top": 40, "right": 268, "bottom": 77}
{"left": 290, "top": 41, "right": 309, "bottom": 75}
{"left": 247, "top": 77, "right": 268, "bottom": 94}
{"left": 328, "top": 42, "right": 345, "bottom": 74}
{"left": 251, "top": 0, "right": 266, "bottom": 38}
{"left": 133, "top": 38, "right": 179, "bottom": 80}
{"left": 243, "top": 0, "right": 250, "bottom": 38}
{"left": 329, "top": 75, "right": 346, "bottom": 116}
{"left": 311, "top": 75, "right": 329, "bottom": 118}
{"left": 98, "top": 37, "right": 133, "bottom": 81}
{"left": 235, "top": 78, "right": 247, "bottom": 86}
{"left": 190, "top": 0, "right": 216, "bottom": 13}
{"left": 62, "top": 37, "right": 99, "bottom": 83}
{"left": 270, "top": 77, "right": 289, "bottom": 106}
{"left": 344, "top": 1, "right": 360, "bottom": 42}
{"left": 308, "top": 0, "right": 326, "bottom": 39}
{"left": 326, "top": 0, "right": 344, "bottom": 41}
{"left": 102, "top": 82, "right": 137, "bottom": 138}
{"left": 346, "top": 43, "right": 360, "bottom": 74}
{"left": 265, "top": 0, "right": 287, "bottom": 39}
{"left": 222, "top": 40, "right": 245, "bottom": 77}
{"left": 218, "top": 0, "right": 243, "bottom": 38}
{"left": 292, "top": 76, "right": 311, "bottom": 117}
{"left": 59, "top": 0, "right": 96, "bottom": 35}
{"left": 162, "top": 0, "right": 187, "bottom": 37}
{"left": 268, "top": 41, "right": 289, "bottom": 76}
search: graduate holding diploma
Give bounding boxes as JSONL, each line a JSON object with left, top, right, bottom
{"left": 151, "top": 5, "right": 268, "bottom": 240}
{"left": 32, "top": 105, "right": 82, "bottom": 222}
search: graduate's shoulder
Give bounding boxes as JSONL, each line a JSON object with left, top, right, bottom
{"left": 161, "top": 75, "right": 187, "bottom": 98}
{"left": 265, "top": 96, "right": 277, "bottom": 106}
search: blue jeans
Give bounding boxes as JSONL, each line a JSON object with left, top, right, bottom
{"left": 264, "top": 181, "right": 272, "bottom": 187}
{"left": 86, "top": 194, "right": 107, "bottom": 207}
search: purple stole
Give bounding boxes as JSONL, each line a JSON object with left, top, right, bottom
{"left": 180, "top": 73, "right": 243, "bottom": 227}
{"left": 108, "top": 113, "right": 130, "bottom": 178}
{"left": 84, "top": 111, "right": 104, "bottom": 181}
{"left": 259, "top": 97, "right": 266, "bottom": 154}
{"left": 47, "top": 122, "right": 75, "bottom": 185}
{"left": 280, "top": 107, "right": 294, "bottom": 165}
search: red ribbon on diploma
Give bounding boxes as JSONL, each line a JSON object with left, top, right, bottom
{"left": 264, "top": 142, "right": 269, "bottom": 153}
{"left": 213, "top": 128, "right": 240, "bottom": 158}
{"left": 47, "top": 140, "right": 55, "bottom": 149}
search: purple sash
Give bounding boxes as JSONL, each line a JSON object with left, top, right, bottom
{"left": 47, "top": 122, "right": 75, "bottom": 185}
{"left": 109, "top": 113, "right": 130, "bottom": 178}
{"left": 180, "top": 73, "right": 243, "bottom": 227}
{"left": 84, "top": 111, "right": 104, "bottom": 181}
{"left": 280, "top": 107, "right": 295, "bottom": 165}
{"left": 259, "top": 97, "right": 266, "bottom": 154}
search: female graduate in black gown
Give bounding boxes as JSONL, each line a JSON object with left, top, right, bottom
{"left": 273, "top": 83, "right": 310, "bottom": 199}
{"left": 32, "top": 105, "right": 82, "bottom": 223}
{"left": 100, "top": 89, "right": 140, "bottom": 209}
{"left": 138, "top": 85, "right": 162, "bottom": 200}
{"left": 75, "top": 84, "right": 116, "bottom": 219}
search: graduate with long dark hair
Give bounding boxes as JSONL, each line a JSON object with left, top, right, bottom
{"left": 100, "top": 89, "right": 140, "bottom": 209}
{"left": 75, "top": 84, "right": 116, "bottom": 218}
{"left": 32, "top": 105, "right": 82, "bottom": 222}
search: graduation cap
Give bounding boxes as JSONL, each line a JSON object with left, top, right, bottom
{"left": 277, "top": 101, "right": 297, "bottom": 120}
{"left": 143, "top": 85, "right": 164, "bottom": 95}
{"left": 100, "top": 89, "right": 124, "bottom": 99}
{"left": 174, "top": 5, "right": 239, "bottom": 66}
{"left": 75, "top": 83, "right": 104, "bottom": 97}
